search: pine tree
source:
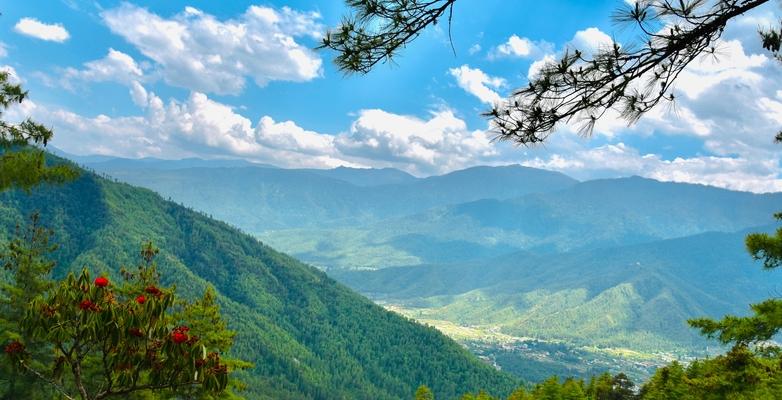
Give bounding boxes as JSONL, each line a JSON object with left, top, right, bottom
{"left": 0, "top": 213, "right": 58, "bottom": 399}
{"left": 0, "top": 71, "right": 76, "bottom": 191}
{"left": 689, "top": 213, "right": 782, "bottom": 345}
{"left": 415, "top": 384, "right": 435, "bottom": 400}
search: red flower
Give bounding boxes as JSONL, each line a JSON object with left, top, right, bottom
{"left": 135, "top": 295, "right": 146, "bottom": 304}
{"left": 144, "top": 286, "right": 162, "bottom": 297}
{"left": 79, "top": 299, "right": 95, "bottom": 311}
{"left": 171, "top": 326, "right": 190, "bottom": 344}
{"left": 94, "top": 277, "right": 109, "bottom": 287}
{"left": 171, "top": 331, "right": 188, "bottom": 344}
{"left": 4, "top": 341, "right": 24, "bottom": 355}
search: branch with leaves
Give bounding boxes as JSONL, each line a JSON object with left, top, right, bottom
{"left": 490, "top": 0, "right": 771, "bottom": 144}
{"left": 0, "top": 71, "right": 77, "bottom": 191}
{"left": 689, "top": 213, "right": 782, "bottom": 346}
{"left": 319, "top": 0, "right": 457, "bottom": 74}
{"left": 323, "top": 0, "right": 781, "bottom": 145}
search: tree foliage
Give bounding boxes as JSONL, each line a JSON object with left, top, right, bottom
{"left": 688, "top": 213, "right": 782, "bottom": 346}
{"left": 639, "top": 346, "right": 782, "bottom": 399}
{"left": 415, "top": 384, "right": 435, "bottom": 400}
{"left": 319, "top": 0, "right": 457, "bottom": 74}
{"left": 0, "top": 71, "right": 76, "bottom": 191}
{"left": 323, "top": 0, "right": 782, "bottom": 145}
{"left": 0, "top": 213, "right": 59, "bottom": 399}
{"left": 424, "top": 373, "right": 638, "bottom": 400}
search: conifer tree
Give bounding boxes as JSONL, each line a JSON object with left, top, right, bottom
{"left": 0, "top": 71, "right": 76, "bottom": 191}
{"left": 415, "top": 385, "right": 435, "bottom": 400}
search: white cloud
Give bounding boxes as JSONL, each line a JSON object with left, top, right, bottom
{"left": 0, "top": 65, "right": 23, "bottom": 85}
{"left": 62, "top": 49, "right": 144, "bottom": 87}
{"left": 675, "top": 39, "right": 768, "bottom": 99}
{"left": 527, "top": 54, "right": 556, "bottom": 80}
{"left": 570, "top": 27, "right": 613, "bottom": 55}
{"left": 129, "top": 81, "right": 148, "bottom": 107}
{"left": 0, "top": 42, "right": 7, "bottom": 58}
{"left": 449, "top": 65, "right": 505, "bottom": 104}
{"left": 490, "top": 35, "right": 553, "bottom": 60}
{"left": 14, "top": 18, "right": 70, "bottom": 42}
{"left": 523, "top": 141, "right": 782, "bottom": 193}
{"left": 336, "top": 109, "right": 498, "bottom": 174}
{"left": 523, "top": 27, "right": 612, "bottom": 81}
{"left": 101, "top": 3, "right": 323, "bottom": 95}
{"left": 494, "top": 35, "right": 534, "bottom": 57}
{"left": 14, "top": 72, "right": 500, "bottom": 175}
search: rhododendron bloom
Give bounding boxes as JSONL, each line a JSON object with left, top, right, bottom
{"left": 3, "top": 341, "right": 24, "bottom": 354}
{"left": 172, "top": 331, "right": 188, "bottom": 344}
{"left": 94, "top": 276, "right": 109, "bottom": 287}
{"left": 79, "top": 299, "right": 95, "bottom": 311}
{"left": 171, "top": 326, "right": 190, "bottom": 344}
{"left": 145, "top": 285, "right": 162, "bottom": 296}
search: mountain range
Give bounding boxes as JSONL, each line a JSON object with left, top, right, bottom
{"left": 0, "top": 156, "right": 518, "bottom": 399}
{"left": 63, "top": 154, "right": 782, "bottom": 382}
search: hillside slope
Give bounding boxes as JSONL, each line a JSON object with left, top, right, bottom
{"left": 0, "top": 163, "right": 517, "bottom": 399}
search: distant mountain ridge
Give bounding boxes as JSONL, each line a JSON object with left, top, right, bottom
{"left": 259, "top": 176, "right": 782, "bottom": 270}
{"left": 83, "top": 159, "right": 578, "bottom": 233}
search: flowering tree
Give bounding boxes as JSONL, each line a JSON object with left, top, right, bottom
{"left": 3, "top": 239, "right": 239, "bottom": 400}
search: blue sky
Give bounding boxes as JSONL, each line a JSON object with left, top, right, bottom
{"left": 3, "top": 0, "right": 782, "bottom": 192}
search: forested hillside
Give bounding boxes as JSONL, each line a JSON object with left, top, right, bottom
{"left": 0, "top": 159, "right": 518, "bottom": 399}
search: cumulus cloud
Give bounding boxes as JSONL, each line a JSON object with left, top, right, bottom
{"left": 675, "top": 39, "right": 768, "bottom": 99}
{"left": 569, "top": 27, "right": 613, "bottom": 55}
{"left": 336, "top": 109, "right": 498, "bottom": 174}
{"left": 449, "top": 65, "right": 505, "bottom": 104}
{"left": 62, "top": 48, "right": 144, "bottom": 87}
{"left": 14, "top": 18, "right": 70, "bottom": 42}
{"left": 523, "top": 141, "right": 782, "bottom": 193}
{"left": 14, "top": 71, "right": 499, "bottom": 175}
{"left": 101, "top": 3, "right": 323, "bottom": 95}
{"left": 490, "top": 35, "right": 552, "bottom": 59}
{"left": 523, "top": 27, "right": 613, "bottom": 80}
{"left": 493, "top": 35, "right": 534, "bottom": 57}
